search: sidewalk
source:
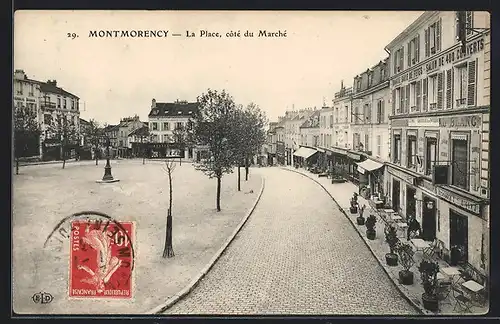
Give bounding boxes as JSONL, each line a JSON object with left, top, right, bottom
{"left": 281, "top": 166, "right": 488, "bottom": 316}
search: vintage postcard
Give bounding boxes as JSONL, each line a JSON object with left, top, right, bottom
{"left": 12, "top": 10, "right": 490, "bottom": 316}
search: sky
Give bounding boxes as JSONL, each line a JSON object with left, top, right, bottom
{"left": 14, "top": 10, "right": 423, "bottom": 125}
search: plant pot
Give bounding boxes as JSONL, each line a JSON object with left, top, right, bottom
{"left": 398, "top": 270, "right": 414, "bottom": 285}
{"left": 350, "top": 206, "right": 358, "bottom": 214}
{"left": 366, "top": 229, "right": 376, "bottom": 240}
{"left": 385, "top": 253, "right": 399, "bottom": 266}
{"left": 421, "top": 292, "right": 439, "bottom": 312}
{"left": 356, "top": 216, "right": 365, "bottom": 225}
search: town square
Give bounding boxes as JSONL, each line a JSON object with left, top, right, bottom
{"left": 12, "top": 11, "right": 490, "bottom": 316}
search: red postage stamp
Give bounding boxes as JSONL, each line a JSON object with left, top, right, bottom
{"left": 69, "top": 220, "right": 134, "bottom": 299}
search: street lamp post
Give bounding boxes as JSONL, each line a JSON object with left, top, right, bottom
{"left": 102, "top": 137, "right": 114, "bottom": 181}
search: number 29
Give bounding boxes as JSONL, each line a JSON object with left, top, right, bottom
{"left": 67, "top": 33, "right": 78, "bottom": 39}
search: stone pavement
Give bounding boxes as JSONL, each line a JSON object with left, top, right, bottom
{"left": 164, "top": 167, "right": 418, "bottom": 315}
{"left": 280, "top": 166, "right": 489, "bottom": 316}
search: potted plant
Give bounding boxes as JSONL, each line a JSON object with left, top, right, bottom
{"left": 356, "top": 205, "right": 366, "bottom": 225}
{"left": 365, "top": 214, "right": 377, "bottom": 240}
{"left": 349, "top": 193, "right": 359, "bottom": 214}
{"left": 384, "top": 224, "right": 400, "bottom": 266}
{"left": 417, "top": 259, "right": 440, "bottom": 312}
{"left": 396, "top": 242, "right": 415, "bottom": 285}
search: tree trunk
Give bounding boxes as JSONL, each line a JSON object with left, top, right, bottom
{"left": 216, "top": 175, "right": 221, "bottom": 212}
{"left": 62, "top": 146, "right": 66, "bottom": 169}
{"left": 237, "top": 166, "right": 241, "bottom": 191}
{"left": 245, "top": 157, "right": 249, "bottom": 181}
{"left": 95, "top": 146, "right": 99, "bottom": 165}
{"left": 15, "top": 158, "right": 19, "bottom": 175}
{"left": 162, "top": 169, "right": 174, "bottom": 258}
{"left": 143, "top": 156, "right": 145, "bottom": 165}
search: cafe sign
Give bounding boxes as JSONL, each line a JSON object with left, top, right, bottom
{"left": 439, "top": 115, "right": 481, "bottom": 128}
{"left": 408, "top": 117, "right": 440, "bottom": 128}
{"left": 436, "top": 186, "right": 481, "bottom": 216}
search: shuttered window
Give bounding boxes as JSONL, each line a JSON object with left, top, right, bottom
{"left": 400, "top": 87, "right": 404, "bottom": 113}
{"left": 425, "top": 137, "right": 437, "bottom": 175}
{"left": 422, "top": 78, "right": 428, "bottom": 111}
{"left": 467, "top": 59, "right": 477, "bottom": 106}
{"left": 446, "top": 69, "right": 453, "bottom": 109}
{"left": 405, "top": 84, "right": 410, "bottom": 113}
{"left": 437, "top": 72, "right": 444, "bottom": 109}
{"left": 399, "top": 46, "right": 404, "bottom": 72}
{"left": 407, "top": 42, "right": 412, "bottom": 67}
{"left": 466, "top": 11, "right": 473, "bottom": 36}
{"left": 425, "top": 28, "right": 430, "bottom": 57}
{"left": 416, "top": 34, "right": 420, "bottom": 62}
{"left": 436, "top": 18, "right": 442, "bottom": 52}
{"left": 381, "top": 100, "right": 385, "bottom": 123}
{"left": 392, "top": 90, "right": 396, "bottom": 115}
{"left": 451, "top": 138, "right": 468, "bottom": 190}
{"left": 416, "top": 80, "right": 422, "bottom": 111}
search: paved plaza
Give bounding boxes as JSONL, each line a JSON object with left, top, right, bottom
{"left": 164, "top": 167, "right": 418, "bottom": 315}
{"left": 13, "top": 159, "right": 262, "bottom": 314}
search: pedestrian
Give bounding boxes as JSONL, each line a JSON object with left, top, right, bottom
{"left": 407, "top": 216, "right": 421, "bottom": 240}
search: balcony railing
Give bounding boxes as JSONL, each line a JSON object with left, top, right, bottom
{"left": 40, "top": 102, "right": 57, "bottom": 109}
{"left": 429, "top": 103, "right": 437, "bottom": 110}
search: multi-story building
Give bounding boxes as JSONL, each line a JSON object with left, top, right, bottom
{"left": 103, "top": 124, "right": 119, "bottom": 158}
{"left": 148, "top": 99, "right": 199, "bottom": 158}
{"left": 266, "top": 122, "right": 278, "bottom": 166}
{"left": 299, "top": 110, "right": 320, "bottom": 147}
{"left": 275, "top": 123, "right": 285, "bottom": 165}
{"left": 39, "top": 78, "right": 81, "bottom": 160}
{"left": 385, "top": 11, "right": 490, "bottom": 278}
{"left": 319, "top": 106, "right": 333, "bottom": 149}
{"left": 13, "top": 69, "right": 42, "bottom": 157}
{"left": 115, "top": 115, "right": 144, "bottom": 157}
{"left": 281, "top": 108, "right": 317, "bottom": 165}
{"left": 351, "top": 59, "right": 391, "bottom": 197}
{"left": 127, "top": 124, "right": 150, "bottom": 157}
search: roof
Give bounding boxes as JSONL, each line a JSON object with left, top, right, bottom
{"left": 148, "top": 102, "right": 199, "bottom": 118}
{"left": 299, "top": 111, "right": 320, "bottom": 128}
{"left": 128, "top": 125, "right": 149, "bottom": 137}
{"left": 39, "top": 81, "right": 80, "bottom": 99}
{"left": 103, "top": 124, "right": 118, "bottom": 132}
{"left": 79, "top": 118, "right": 90, "bottom": 127}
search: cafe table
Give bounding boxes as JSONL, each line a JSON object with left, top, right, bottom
{"left": 440, "top": 266, "right": 462, "bottom": 285}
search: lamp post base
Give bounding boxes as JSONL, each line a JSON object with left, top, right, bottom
{"left": 96, "top": 179, "right": 120, "bottom": 183}
{"left": 97, "top": 158, "right": 119, "bottom": 183}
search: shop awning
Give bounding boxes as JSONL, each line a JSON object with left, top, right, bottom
{"left": 293, "top": 147, "right": 318, "bottom": 159}
{"left": 356, "top": 159, "right": 384, "bottom": 174}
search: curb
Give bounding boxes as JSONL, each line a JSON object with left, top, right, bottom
{"left": 147, "top": 175, "right": 266, "bottom": 314}
{"left": 281, "top": 167, "right": 425, "bottom": 315}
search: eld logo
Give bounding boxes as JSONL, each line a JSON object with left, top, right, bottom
{"left": 32, "top": 292, "right": 54, "bottom": 304}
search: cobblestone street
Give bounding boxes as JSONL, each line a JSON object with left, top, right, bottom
{"left": 164, "top": 167, "right": 418, "bottom": 315}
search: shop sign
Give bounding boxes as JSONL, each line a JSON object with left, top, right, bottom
{"left": 391, "top": 119, "right": 409, "bottom": 127}
{"left": 391, "top": 37, "right": 485, "bottom": 86}
{"left": 388, "top": 167, "right": 414, "bottom": 185}
{"left": 436, "top": 186, "right": 481, "bottom": 216}
{"left": 439, "top": 115, "right": 481, "bottom": 128}
{"left": 14, "top": 96, "right": 25, "bottom": 101}
{"left": 408, "top": 117, "right": 440, "bottom": 128}
{"left": 347, "top": 152, "right": 361, "bottom": 160}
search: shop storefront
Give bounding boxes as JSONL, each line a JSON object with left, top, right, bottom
{"left": 324, "top": 147, "right": 361, "bottom": 185}
{"left": 292, "top": 146, "right": 318, "bottom": 168}
{"left": 356, "top": 158, "right": 385, "bottom": 199}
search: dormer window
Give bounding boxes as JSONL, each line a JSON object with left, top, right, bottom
{"left": 188, "top": 111, "right": 192, "bottom": 114}
{"left": 178, "top": 111, "right": 182, "bottom": 114}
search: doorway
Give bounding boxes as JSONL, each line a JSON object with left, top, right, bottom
{"left": 392, "top": 179, "right": 400, "bottom": 212}
{"left": 406, "top": 186, "right": 417, "bottom": 219}
{"left": 450, "top": 210, "right": 469, "bottom": 264}
{"left": 421, "top": 195, "right": 437, "bottom": 241}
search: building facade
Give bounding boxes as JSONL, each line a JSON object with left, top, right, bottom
{"left": 13, "top": 70, "right": 42, "bottom": 157}
{"left": 385, "top": 11, "right": 490, "bottom": 276}
{"left": 319, "top": 106, "right": 333, "bottom": 149}
{"left": 39, "top": 78, "right": 81, "bottom": 160}
{"left": 299, "top": 110, "right": 320, "bottom": 147}
{"left": 115, "top": 115, "right": 145, "bottom": 158}
{"left": 351, "top": 60, "right": 391, "bottom": 198}
{"left": 148, "top": 99, "right": 199, "bottom": 158}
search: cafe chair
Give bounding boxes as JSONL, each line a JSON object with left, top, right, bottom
{"left": 437, "top": 281, "right": 452, "bottom": 305}
{"left": 452, "top": 286, "right": 473, "bottom": 313}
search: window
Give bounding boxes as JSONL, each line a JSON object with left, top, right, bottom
{"left": 152, "top": 122, "right": 158, "bottom": 131}
{"left": 393, "top": 134, "right": 401, "bottom": 163}
{"left": 425, "top": 137, "right": 437, "bottom": 175}
{"left": 364, "top": 133, "right": 369, "bottom": 151}
{"left": 429, "top": 75, "right": 438, "bottom": 109}
{"left": 175, "top": 122, "right": 182, "bottom": 129}
{"left": 377, "top": 135, "right": 381, "bottom": 156}
{"left": 163, "top": 122, "right": 169, "bottom": 131}
{"left": 15, "top": 81, "right": 23, "bottom": 95}
{"left": 376, "top": 100, "right": 384, "bottom": 124}
{"left": 407, "top": 135, "right": 417, "bottom": 167}
{"left": 364, "top": 103, "right": 371, "bottom": 123}
{"left": 71, "top": 100, "right": 74, "bottom": 109}
{"left": 334, "top": 109, "right": 338, "bottom": 124}
{"left": 353, "top": 133, "right": 361, "bottom": 150}
{"left": 393, "top": 47, "right": 405, "bottom": 73}
{"left": 394, "top": 88, "right": 401, "bottom": 113}
{"left": 344, "top": 131, "right": 348, "bottom": 148}
{"left": 63, "top": 99, "right": 67, "bottom": 109}
{"left": 425, "top": 19, "right": 442, "bottom": 57}
{"left": 29, "top": 84, "right": 34, "bottom": 96}
{"left": 455, "top": 64, "right": 468, "bottom": 107}
{"left": 451, "top": 137, "right": 468, "bottom": 190}
{"left": 57, "top": 98, "right": 61, "bottom": 108}
{"left": 410, "top": 82, "right": 417, "bottom": 111}
{"left": 335, "top": 131, "right": 339, "bottom": 146}
{"left": 345, "top": 106, "right": 348, "bottom": 122}
{"left": 407, "top": 35, "right": 420, "bottom": 67}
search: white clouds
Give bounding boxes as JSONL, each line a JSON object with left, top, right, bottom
{"left": 14, "top": 10, "right": 423, "bottom": 124}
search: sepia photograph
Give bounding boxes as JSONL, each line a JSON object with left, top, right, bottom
{"left": 12, "top": 10, "right": 490, "bottom": 316}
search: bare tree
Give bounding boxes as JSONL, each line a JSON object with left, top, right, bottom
{"left": 162, "top": 160, "right": 176, "bottom": 258}
{"left": 192, "top": 89, "right": 237, "bottom": 212}
{"left": 134, "top": 126, "right": 151, "bottom": 165}
{"left": 13, "top": 104, "right": 41, "bottom": 175}
{"left": 83, "top": 119, "right": 102, "bottom": 165}
{"left": 227, "top": 106, "right": 247, "bottom": 191}
{"left": 50, "top": 114, "right": 79, "bottom": 169}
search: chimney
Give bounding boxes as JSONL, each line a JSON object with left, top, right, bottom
{"left": 46, "top": 80, "right": 57, "bottom": 86}
{"left": 151, "top": 98, "right": 156, "bottom": 109}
